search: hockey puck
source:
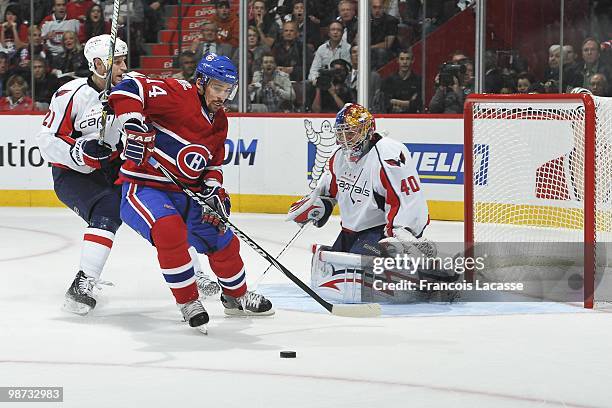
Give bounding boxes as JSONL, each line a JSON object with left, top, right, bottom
{"left": 280, "top": 351, "right": 296, "bottom": 358}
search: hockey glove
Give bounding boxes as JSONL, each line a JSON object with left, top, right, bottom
{"left": 123, "top": 118, "right": 156, "bottom": 166}
{"left": 379, "top": 227, "right": 437, "bottom": 258}
{"left": 287, "top": 194, "right": 335, "bottom": 227}
{"left": 70, "top": 138, "right": 114, "bottom": 169}
{"left": 198, "top": 185, "right": 231, "bottom": 233}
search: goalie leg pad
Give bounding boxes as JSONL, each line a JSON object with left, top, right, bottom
{"left": 310, "top": 245, "right": 363, "bottom": 303}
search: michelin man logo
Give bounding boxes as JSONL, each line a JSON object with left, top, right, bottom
{"left": 305, "top": 119, "right": 336, "bottom": 189}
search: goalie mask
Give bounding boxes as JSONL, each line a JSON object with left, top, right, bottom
{"left": 334, "top": 103, "right": 376, "bottom": 163}
{"left": 84, "top": 34, "right": 128, "bottom": 79}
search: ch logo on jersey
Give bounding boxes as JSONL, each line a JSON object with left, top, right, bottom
{"left": 176, "top": 144, "right": 209, "bottom": 179}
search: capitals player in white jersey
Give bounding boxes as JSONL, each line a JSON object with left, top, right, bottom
{"left": 36, "top": 35, "right": 129, "bottom": 315}
{"left": 288, "top": 103, "right": 435, "bottom": 274}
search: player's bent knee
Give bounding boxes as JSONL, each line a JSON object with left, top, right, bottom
{"left": 151, "top": 215, "right": 188, "bottom": 249}
{"left": 209, "top": 235, "right": 240, "bottom": 261}
{"left": 152, "top": 215, "right": 191, "bottom": 268}
{"left": 89, "top": 215, "right": 121, "bottom": 234}
{"left": 90, "top": 193, "right": 122, "bottom": 230}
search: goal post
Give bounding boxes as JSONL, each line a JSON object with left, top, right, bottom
{"left": 464, "top": 93, "right": 612, "bottom": 308}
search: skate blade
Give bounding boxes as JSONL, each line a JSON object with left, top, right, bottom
{"left": 196, "top": 324, "right": 208, "bottom": 335}
{"left": 223, "top": 308, "right": 275, "bottom": 317}
{"left": 63, "top": 298, "right": 93, "bottom": 316}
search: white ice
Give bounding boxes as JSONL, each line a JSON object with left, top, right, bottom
{"left": 0, "top": 208, "right": 611, "bottom": 408}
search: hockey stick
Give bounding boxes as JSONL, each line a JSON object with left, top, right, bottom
{"left": 148, "top": 157, "right": 381, "bottom": 318}
{"left": 251, "top": 223, "right": 309, "bottom": 290}
{"left": 98, "top": 0, "right": 121, "bottom": 145}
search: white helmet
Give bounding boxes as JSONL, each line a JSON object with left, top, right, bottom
{"left": 84, "top": 34, "right": 128, "bottom": 78}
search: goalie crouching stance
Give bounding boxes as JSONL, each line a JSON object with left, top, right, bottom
{"left": 288, "top": 103, "right": 458, "bottom": 302}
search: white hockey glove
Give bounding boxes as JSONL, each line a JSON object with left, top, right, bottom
{"left": 197, "top": 185, "right": 231, "bottom": 233}
{"left": 70, "top": 137, "right": 114, "bottom": 169}
{"left": 378, "top": 227, "right": 438, "bottom": 258}
{"left": 287, "top": 194, "right": 335, "bottom": 227}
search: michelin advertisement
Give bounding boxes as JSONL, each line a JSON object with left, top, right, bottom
{"left": 0, "top": 114, "right": 464, "bottom": 220}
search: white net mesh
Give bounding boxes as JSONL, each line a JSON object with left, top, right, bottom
{"left": 468, "top": 96, "right": 612, "bottom": 306}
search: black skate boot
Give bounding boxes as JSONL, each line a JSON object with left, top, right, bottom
{"left": 221, "top": 291, "right": 275, "bottom": 316}
{"left": 64, "top": 271, "right": 105, "bottom": 315}
{"left": 178, "top": 299, "right": 210, "bottom": 334}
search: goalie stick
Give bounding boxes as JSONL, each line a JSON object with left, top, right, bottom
{"left": 98, "top": 0, "right": 121, "bottom": 145}
{"left": 148, "top": 157, "right": 381, "bottom": 318}
{"left": 251, "top": 223, "right": 309, "bottom": 290}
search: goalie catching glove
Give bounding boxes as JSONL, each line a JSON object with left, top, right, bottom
{"left": 287, "top": 194, "right": 335, "bottom": 227}
{"left": 378, "top": 227, "right": 437, "bottom": 259}
{"left": 197, "top": 185, "right": 231, "bottom": 233}
{"left": 122, "top": 118, "right": 156, "bottom": 166}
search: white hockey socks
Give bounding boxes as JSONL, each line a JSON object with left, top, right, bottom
{"left": 79, "top": 227, "right": 115, "bottom": 279}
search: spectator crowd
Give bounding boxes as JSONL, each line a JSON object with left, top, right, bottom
{"left": 0, "top": 0, "right": 164, "bottom": 111}
{"left": 1, "top": 0, "right": 610, "bottom": 112}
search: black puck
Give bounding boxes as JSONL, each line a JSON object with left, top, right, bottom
{"left": 280, "top": 351, "right": 296, "bottom": 358}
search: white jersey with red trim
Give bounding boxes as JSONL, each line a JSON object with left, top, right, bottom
{"left": 317, "top": 134, "right": 429, "bottom": 236}
{"left": 36, "top": 77, "right": 123, "bottom": 173}
{"left": 40, "top": 15, "right": 81, "bottom": 57}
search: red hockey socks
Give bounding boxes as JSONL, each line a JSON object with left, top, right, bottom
{"left": 151, "top": 215, "right": 198, "bottom": 304}
{"left": 208, "top": 236, "right": 247, "bottom": 298}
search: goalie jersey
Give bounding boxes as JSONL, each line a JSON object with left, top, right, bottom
{"left": 317, "top": 134, "right": 429, "bottom": 237}
{"left": 108, "top": 73, "right": 227, "bottom": 191}
{"left": 36, "top": 77, "right": 123, "bottom": 173}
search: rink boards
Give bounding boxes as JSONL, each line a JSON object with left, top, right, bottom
{"left": 0, "top": 113, "right": 464, "bottom": 220}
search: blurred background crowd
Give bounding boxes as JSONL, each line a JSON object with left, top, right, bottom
{"left": 0, "top": 0, "right": 610, "bottom": 112}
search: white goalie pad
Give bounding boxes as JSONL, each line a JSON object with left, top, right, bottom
{"left": 310, "top": 245, "right": 367, "bottom": 303}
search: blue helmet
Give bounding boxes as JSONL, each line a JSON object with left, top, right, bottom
{"left": 196, "top": 53, "right": 238, "bottom": 100}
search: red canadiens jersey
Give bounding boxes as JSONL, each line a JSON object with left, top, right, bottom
{"left": 108, "top": 73, "right": 227, "bottom": 191}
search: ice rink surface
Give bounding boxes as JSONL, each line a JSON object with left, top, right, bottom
{"left": 1, "top": 208, "right": 611, "bottom": 408}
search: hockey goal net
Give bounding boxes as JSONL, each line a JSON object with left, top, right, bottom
{"left": 464, "top": 94, "right": 612, "bottom": 308}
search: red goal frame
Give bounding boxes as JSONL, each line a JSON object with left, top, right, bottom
{"left": 463, "top": 94, "right": 597, "bottom": 308}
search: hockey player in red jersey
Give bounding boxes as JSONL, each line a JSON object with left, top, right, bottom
{"left": 108, "top": 53, "right": 274, "bottom": 333}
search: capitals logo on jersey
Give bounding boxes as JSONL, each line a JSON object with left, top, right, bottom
{"left": 176, "top": 144, "right": 210, "bottom": 179}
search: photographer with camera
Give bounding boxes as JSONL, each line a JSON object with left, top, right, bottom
{"left": 311, "top": 59, "right": 354, "bottom": 113}
{"left": 429, "top": 61, "right": 466, "bottom": 113}
{"left": 308, "top": 21, "right": 351, "bottom": 84}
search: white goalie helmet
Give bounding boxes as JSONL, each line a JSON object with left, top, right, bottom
{"left": 84, "top": 34, "right": 128, "bottom": 77}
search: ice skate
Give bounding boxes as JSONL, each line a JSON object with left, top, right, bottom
{"left": 63, "top": 271, "right": 112, "bottom": 315}
{"left": 221, "top": 291, "right": 275, "bottom": 316}
{"left": 178, "top": 299, "right": 209, "bottom": 334}
{"left": 194, "top": 270, "right": 221, "bottom": 298}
